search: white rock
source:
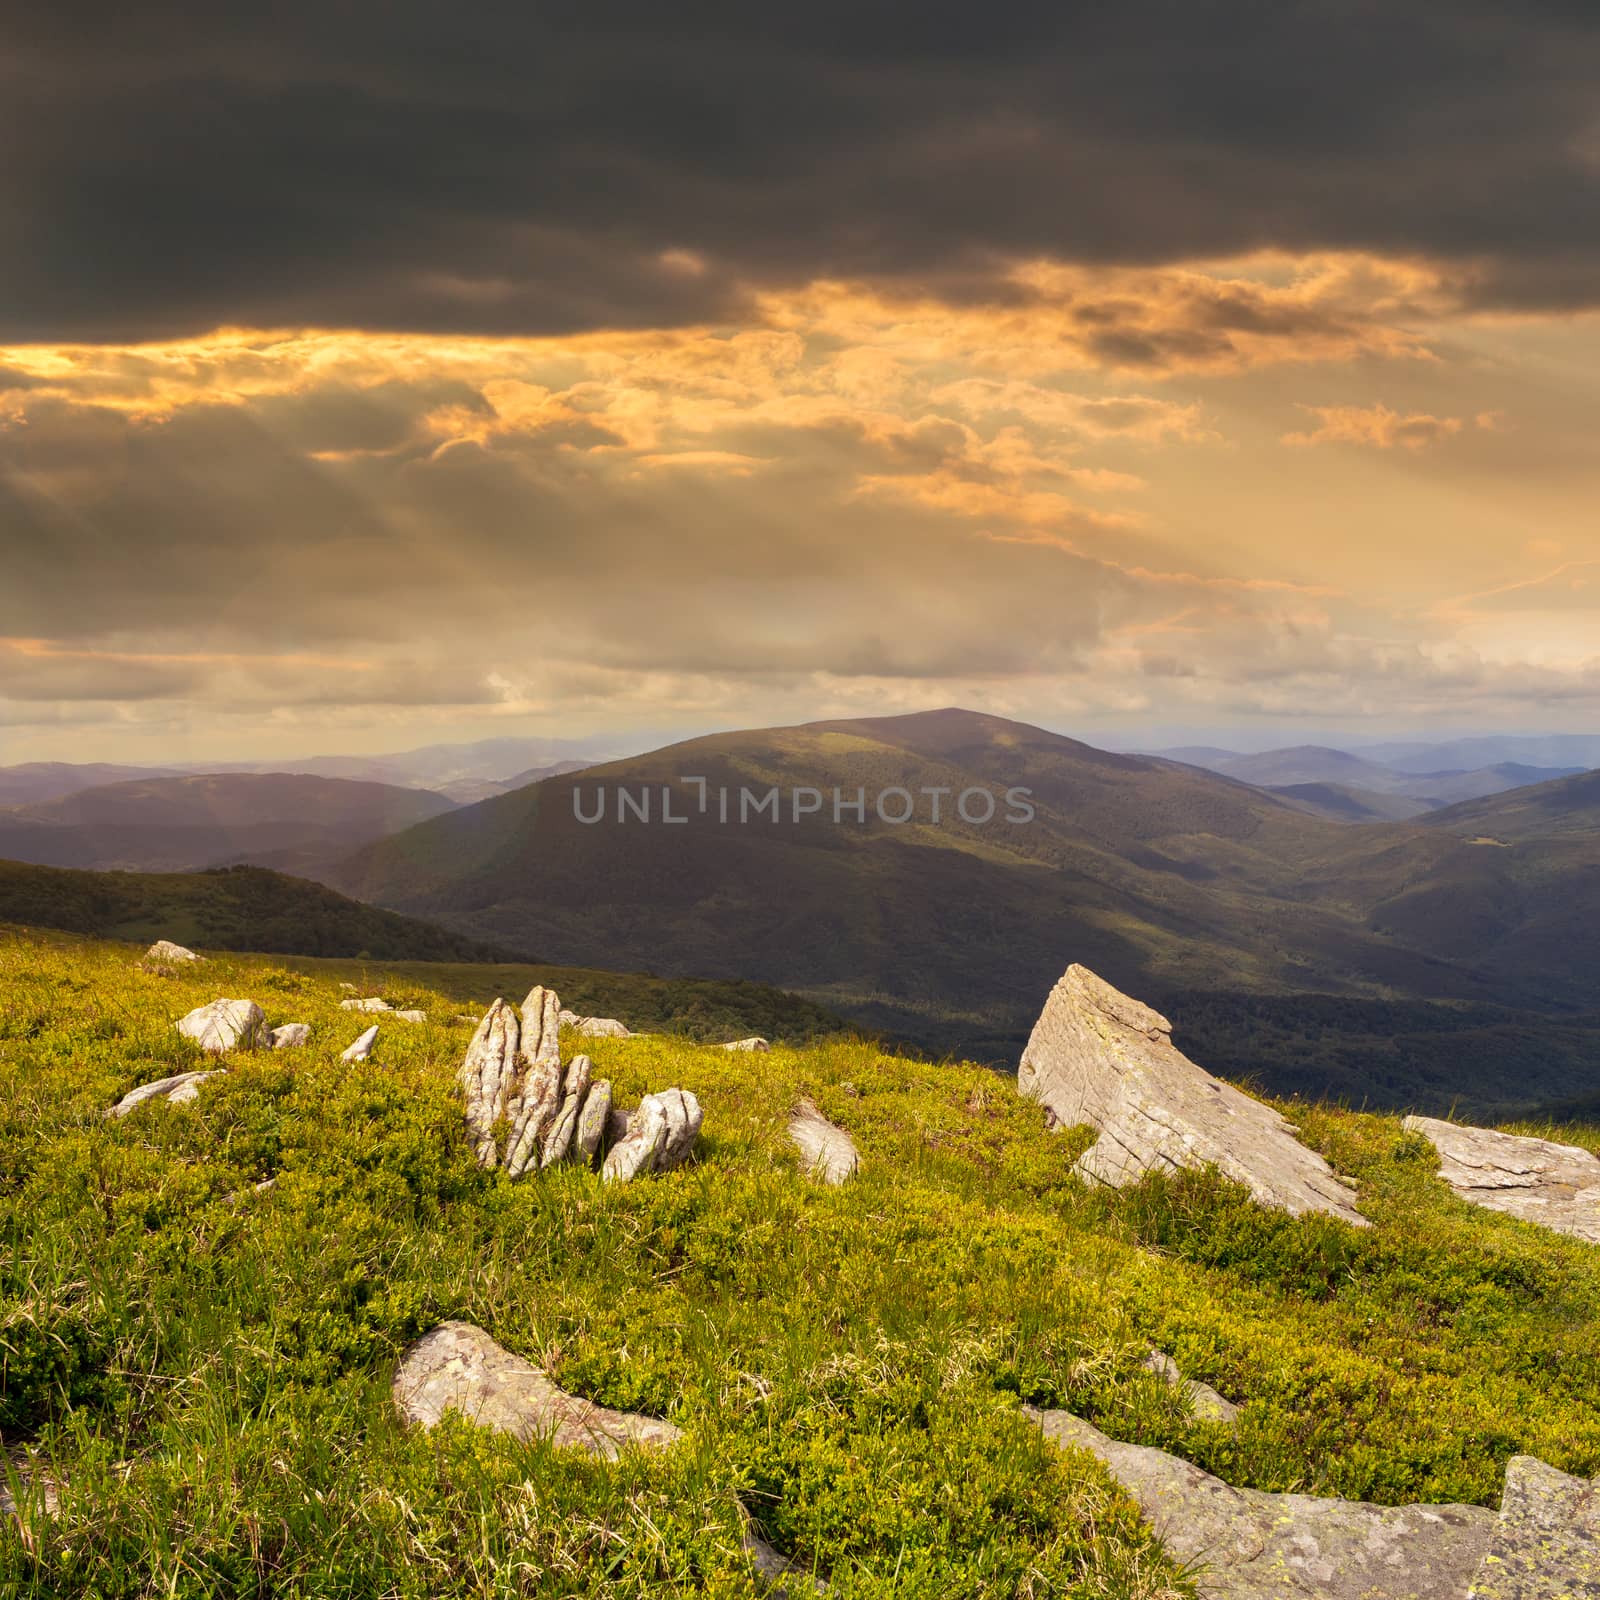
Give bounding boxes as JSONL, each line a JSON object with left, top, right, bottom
{"left": 460, "top": 999, "right": 521, "bottom": 1169}
{"left": 572, "top": 1015, "right": 632, "bottom": 1038}
{"left": 176, "top": 998, "right": 267, "bottom": 1055}
{"left": 266, "top": 1023, "right": 311, "bottom": 1049}
{"left": 540, "top": 1055, "right": 592, "bottom": 1169}
{"left": 1018, "top": 965, "right": 1366, "bottom": 1226}
{"left": 576, "top": 1079, "right": 613, "bottom": 1164}
{"left": 788, "top": 1098, "right": 859, "bottom": 1184}
{"left": 603, "top": 1095, "right": 671, "bottom": 1183}
{"left": 108, "top": 1070, "right": 219, "bottom": 1118}
{"left": 721, "top": 1037, "right": 770, "bottom": 1052}
{"left": 342, "top": 1024, "right": 379, "bottom": 1062}
{"left": 392, "top": 1009, "right": 427, "bottom": 1023}
{"left": 1404, "top": 1116, "right": 1600, "bottom": 1243}
{"left": 504, "top": 986, "right": 564, "bottom": 1178}
{"left": 143, "top": 939, "right": 200, "bottom": 965}
{"left": 340, "top": 997, "right": 390, "bottom": 1012}
{"left": 393, "top": 1320, "right": 680, "bottom": 1456}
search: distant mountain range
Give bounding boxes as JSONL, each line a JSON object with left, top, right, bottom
{"left": 0, "top": 773, "right": 458, "bottom": 876}
{"left": 316, "top": 707, "right": 1600, "bottom": 1111}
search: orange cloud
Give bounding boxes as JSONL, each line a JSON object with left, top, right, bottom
{"left": 1282, "top": 402, "right": 1464, "bottom": 450}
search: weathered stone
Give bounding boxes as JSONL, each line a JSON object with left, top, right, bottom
{"left": 503, "top": 986, "right": 565, "bottom": 1178}
{"left": 1404, "top": 1116, "right": 1600, "bottom": 1244}
{"left": 460, "top": 998, "right": 521, "bottom": 1169}
{"left": 339, "top": 982, "right": 357, "bottom": 991}
{"left": 540, "top": 1055, "right": 592, "bottom": 1168}
{"left": 1468, "top": 1454, "right": 1600, "bottom": 1597}
{"left": 1018, "top": 966, "right": 1366, "bottom": 1226}
{"left": 721, "top": 1036, "right": 770, "bottom": 1052}
{"left": 143, "top": 939, "right": 200, "bottom": 966}
{"left": 605, "top": 1105, "right": 632, "bottom": 1145}
{"left": 393, "top": 1320, "right": 680, "bottom": 1457}
{"left": 176, "top": 998, "right": 267, "bottom": 1055}
{"left": 340, "top": 996, "right": 390, "bottom": 1012}
{"left": 576, "top": 1078, "right": 613, "bottom": 1163}
{"left": 392, "top": 1009, "right": 427, "bottom": 1024}
{"left": 788, "top": 1098, "right": 859, "bottom": 1184}
{"left": 742, "top": 1511, "right": 827, "bottom": 1595}
{"left": 341, "top": 1024, "right": 379, "bottom": 1063}
{"left": 266, "top": 1022, "right": 311, "bottom": 1049}
{"left": 1142, "top": 1348, "right": 1240, "bottom": 1425}
{"left": 603, "top": 1094, "right": 671, "bottom": 1183}
{"left": 570, "top": 1015, "right": 633, "bottom": 1038}
{"left": 655, "top": 1087, "right": 703, "bottom": 1170}
{"left": 1029, "top": 1407, "right": 1492, "bottom": 1599}
{"left": 108, "top": 1070, "right": 219, "bottom": 1118}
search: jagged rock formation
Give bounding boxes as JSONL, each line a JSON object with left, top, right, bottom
{"left": 1467, "top": 1454, "right": 1600, "bottom": 1596}
{"left": 602, "top": 1088, "right": 702, "bottom": 1183}
{"left": 1018, "top": 965, "right": 1366, "bottom": 1226}
{"left": 393, "top": 1321, "right": 681, "bottom": 1456}
{"left": 340, "top": 996, "right": 390, "bottom": 1013}
{"left": 176, "top": 998, "right": 267, "bottom": 1054}
{"left": 1029, "top": 1407, "right": 1493, "bottom": 1598}
{"left": 721, "top": 1037, "right": 770, "bottom": 1052}
{"left": 1404, "top": 1116, "right": 1600, "bottom": 1244}
{"left": 1142, "top": 1348, "right": 1240, "bottom": 1425}
{"left": 143, "top": 939, "right": 200, "bottom": 966}
{"left": 788, "top": 1098, "right": 859, "bottom": 1184}
{"left": 107, "top": 1069, "right": 219, "bottom": 1117}
{"left": 341, "top": 1025, "right": 379, "bottom": 1062}
{"left": 266, "top": 1023, "right": 311, "bottom": 1049}
{"left": 458, "top": 990, "right": 695, "bottom": 1181}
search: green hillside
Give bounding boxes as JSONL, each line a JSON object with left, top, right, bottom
{"left": 2, "top": 933, "right": 1598, "bottom": 1596}
{"left": 0, "top": 859, "right": 513, "bottom": 964}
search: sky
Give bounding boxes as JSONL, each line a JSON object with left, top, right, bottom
{"left": 5, "top": 3, "right": 1600, "bottom": 763}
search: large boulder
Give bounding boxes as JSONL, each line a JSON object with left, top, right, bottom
{"left": 393, "top": 1321, "right": 680, "bottom": 1457}
{"left": 788, "top": 1098, "right": 859, "bottom": 1184}
{"left": 1467, "top": 1454, "right": 1600, "bottom": 1597}
{"left": 564, "top": 1014, "right": 633, "bottom": 1039}
{"left": 176, "top": 998, "right": 267, "bottom": 1055}
{"left": 107, "top": 1070, "right": 219, "bottom": 1118}
{"left": 266, "top": 1023, "right": 311, "bottom": 1049}
{"left": 1403, "top": 1116, "right": 1600, "bottom": 1244}
{"left": 1030, "top": 1407, "right": 1492, "bottom": 1598}
{"left": 1018, "top": 966, "right": 1365, "bottom": 1225}
{"left": 143, "top": 939, "right": 200, "bottom": 966}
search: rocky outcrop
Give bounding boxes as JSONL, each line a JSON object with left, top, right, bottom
{"left": 393, "top": 1321, "right": 680, "bottom": 1457}
{"left": 1029, "top": 1407, "right": 1492, "bottom": 1598}
{"left": 108, "top": 1069, "right": 219, "bottom": 1117}
{"left": 266, "top": 1022, "right": 311, "bottom": 1049}
{"left": 1403, "top": 1116, "right": 1600, "bottom": 1244}
{"left": 340, "top": 996, "right": 390, "bottom": 1013}
{"left": 788, "top": 1099, "right": 859, "bottom": 1184}
{"left": 1467, "top": 1454, "right": 1600, "bottom": 1596}
{"left": 143, "top": 939, "right": 200, "bottom": 966}
{"left": 721, "top": 1037, "right": 770, "bottom": 1052}
{"left": 1142, "top": 1348, "right": 1239, "bottom": 1425}
{"left": 1018, "top": 966, "right": 1366, "bottom": 1226}
{"left": 458, "top": 992, "right": 695, "bottom": 1181}
{"left": 176, "top": 998, "right": 267, "bottom": 1054}
{"left": 341, "top": 1025, "right": 379, "bottom": 1063}
{"left": 602, "top": 1089, "right": 702, "bottom": 1183}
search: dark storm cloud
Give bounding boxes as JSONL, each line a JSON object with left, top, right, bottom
{"left": 6, "top": 2, "right": 1600, "bottom": 341}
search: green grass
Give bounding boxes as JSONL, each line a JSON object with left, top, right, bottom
{"left": 3, "top": 927, "right": 1599, "bottom": 1597}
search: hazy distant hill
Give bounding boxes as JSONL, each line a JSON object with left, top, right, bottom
{"left": 0, "top": 860, "right": 514, "bottom": 962}
{"left": 1265, "top": 782, "right": 1437, "bottom": 823}
{"left": 0, "top": 773, "right": 457, "bottom": 876}
{"left": 0, "top": 761, "right": 180, "bottom": 807}
{"left": 1359, "top": 734, "right": 1600, "bottom": 773}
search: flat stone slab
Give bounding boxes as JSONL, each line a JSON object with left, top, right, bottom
{"left": 788, "top": 1099, "right": 859, "bottom": 1184}
{"left": 1018, "top": 965, "right": 1365, "bottom": 1225}
{"left": 108, "top": 1070, "right": 220, "bottom": 1117}
{"left": 1467, "top": 1454, "right": 1600, "bottom": 1597}
{"left": 393, "top": 1320, "right": 680, "bottom": 1457}
{"left": 1404, "top": 1116, "right": 1600, "bottom": 1244}
{"left": 1029, "top": 1408, "right": 1492, "bottom": 1598}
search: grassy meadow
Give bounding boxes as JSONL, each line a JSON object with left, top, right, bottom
{"left": 2, "top": 926, "right": 1599, "bottom": 1597}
